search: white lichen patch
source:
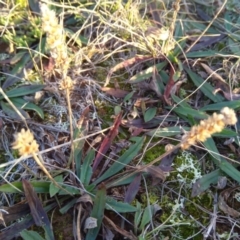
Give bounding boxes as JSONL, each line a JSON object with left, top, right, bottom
{"left": 175, "top": 151, "right": 202, "bottom": 187}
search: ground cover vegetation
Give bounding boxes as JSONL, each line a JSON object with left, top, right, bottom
{"left": 0, "top": 0, "right": 240, "bottom": 239}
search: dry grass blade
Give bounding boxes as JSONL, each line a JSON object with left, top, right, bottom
{"left": 1, "top": 204, "right": 30, "bottom": 224}
{"left": 186, "top": 0, "right": 228, "bottom": 52}
{"left": 219, "top": 187, "right": 240, "bottom": 218}
{"left": 104, "top": 55, "right": 153, "bottom": 86}
{"left": 22, "top": 179, "right": 50, "bottom": 227}
{"left": 104, "top": 215, "right": 137, "bottom": 240}
{"left": 124, "top": 174, "right": 142, "bottom": 203}
{"left": 92, "top": 111, "right": 122, "bottom": 171}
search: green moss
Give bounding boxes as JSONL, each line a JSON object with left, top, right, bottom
{"left": 142, "top": 139, "right": 165, "bottom": 164}
{"left": 139, "top": 150, "right": 214, "bottom": 239}
{"left": 140, "top": 186, "right": 160, "bottom": 207}
{"left": 95, "top": 99, "right": 115, "bottom": 123}
{"left": 0, "top": 150, "right": 8, "bottom": 164}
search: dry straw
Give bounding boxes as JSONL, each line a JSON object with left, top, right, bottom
{"left": 180, "top": 107, "right": 237, "bottom": 150}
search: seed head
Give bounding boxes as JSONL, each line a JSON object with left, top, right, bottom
{"left": 40, "top": 4, "right": 69, "bottom": 73}
{"left": 12, "top": 129, "right": 39, "bottom": 156}
{"left": 181, "top": 107, "right": 237, "bottom": 150}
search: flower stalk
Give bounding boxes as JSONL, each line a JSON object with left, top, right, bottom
{"left": 40, "top": 4, "right": 74, "bottom": 167}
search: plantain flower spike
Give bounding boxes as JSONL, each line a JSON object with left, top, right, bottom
{"left": 40, "top": 3, "right": 69, "bottom": 73}
{"left": 12, "top": 129, "right": 39, "bottom": 156}
{"left": 181, "top": 107, "right": 237, "bottom": 150}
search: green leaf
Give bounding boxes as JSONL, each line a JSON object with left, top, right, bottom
{"left": 11, "top": 97, "right": 44, "bottom": 119}
{"left": 173, "top": 71, "right": 181, "bottom": 81}
{"left": 219, "top": 160, "right": 240, "bottom": 183}
{"left": 94, "top": 137, "right": 145, "bottom": 185}
{"left": 203, "top": 137, "right": 223, "bottom": 164}
{"left": 200, "top": 100, "right": 240, "bottom": 111}
{"left": 1, "top": 85, "right": 44, "bottom": 99}
{"left": 213, "top": 128, "right": 237, "bottom": 138}
{"left": 21, "top": 230, "right": 44, "bottom": 240}
{"left": 171, "top": 40, "right": 186, "bottom": 58}
{"left": 73, "top": 126, "right": 87, "bottom": 173}
{"left": 140, "top": 205, "right": 154, "bottom": 230}
{"left": 144, "top": 107, "right": 157, "bottom": 122}
{"left": 174, "top": 21, "right": 184, "bottom": 39}
{"left": 184, "top": 67, "right": 224, "bottom": 102}
{"left": 0, "top": 181, "right": 50, "bottom": 193}
{"left": 204, "top": 138, "right": 240, "bottom": 183}
{"left": 159, "top": 70, "right": 169, "bottom": 84}
{"left": 28, "top": 0, "right": 41, "bottom": 14}
{"left": 171, "top": 94, "right": 191, "bottom": 108}
{"left": 0, "top": 101, "right": 29, "bottom": 119}
{"left": 106, "top": 172, "right": 143, "bottom": 188}
{"left": 228, "top": 38, "right": 240, "bottom": 55}
{"left": 224, "top": 11, "right": 233, "bottom": 32}
{"left": 173, "top": 106, "right": 208, "bottom": 119}
{"left": 114, "top": 105, "right": 122, "bottom": 115}
{"left": 191, "top": 169, "right": 222, "bottom": 197}
{"left": 75, "top": 150, "right": 82, "bottom": 179}
{"left": 186, "top": 50, "right": 230, "bottom": 58}
{"left": 147, "top": 126, "right": 189, "bottom": 138}
{"left": 59, "top": 198, "right": 78, "bottom": 214}
{"left": 124, "top": 91, "right": 135, "bottom": 102}
{"left": 43, "top": 224, "right": 55, "bottom": 240}
{"left": 128, "top": 61, "right": 167, "bottom": 83}
{"left": 10, "top": 51, "right": 27, "bottom": 65}
{"left": 80, "top": 149, "right": 94, "bottom": 186}
{"left": 86, "top": 187, "right": 106, "bottom": 240}
{"left": 106, "top": 197, "right": 137, "bottom": 213}
{"left": 134, "top": 201, "right": 143, "bottom": 230}
{"left": 65, "top": 28, "right": 87, "bottom": 46}
{"left": 9, "top": 53, "right": 31, "bottom": 77}
{"left": 58, "top": 185, "right": 81, "bottom": 195}
{"left": 49, "top": 175, "right": 63, "bottom": 197}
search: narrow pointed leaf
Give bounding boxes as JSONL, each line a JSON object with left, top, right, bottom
{"left": 49, "top": 175, "right": 63, "bottom": 197}
{"left": 204, "top": 138, "right": 240, "bottom": 183}
{"left": 1, "top": 101, "right": 29, "bottom": 119}
{"left": 80, "top": 149, "right": 94, "bottom": 185}
{"left": 191, "top": 169, "right": 221, "bottom": 197}
{"left": 173, "top": 106, "right": 208, "bottom": 119}
{"left": 94, "top": 137, "right": 145, "bottom": 184}
{"left": 144, "top": 107, "right": 157, "bottom": 122}
{"left": 1, "top": 85, "right": 44, "bottom": 99}
{"left": 128, "top": 61, "right": 167, "bottom": 83}
{"left": 134, "top": 202, "right": 142, "bottom": 230}
{"left": 200, "top": 100, "right": 240, "bottom": 111}
{"left": 105, "top": 172, "right": 143, "bottom": 188}
{"left": 106, "top": 197, "right": 137, "bottom": 213}
{"left": 21, "top": 230, "right": 44, "bottom": 240}
{"left": 0, "top": 181, "right": 50, "bottom": 193}
{"left": 140, "top": 205, "right": 154, "bottom": 230}
{"left": 11, "top": 98, "right": 44, "bottom": 119}
{"left": 85, "top": 185, "right": 106, "bottom": 240}
{"left": 184, "top": 67, "right": 224, "bottom": 102}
